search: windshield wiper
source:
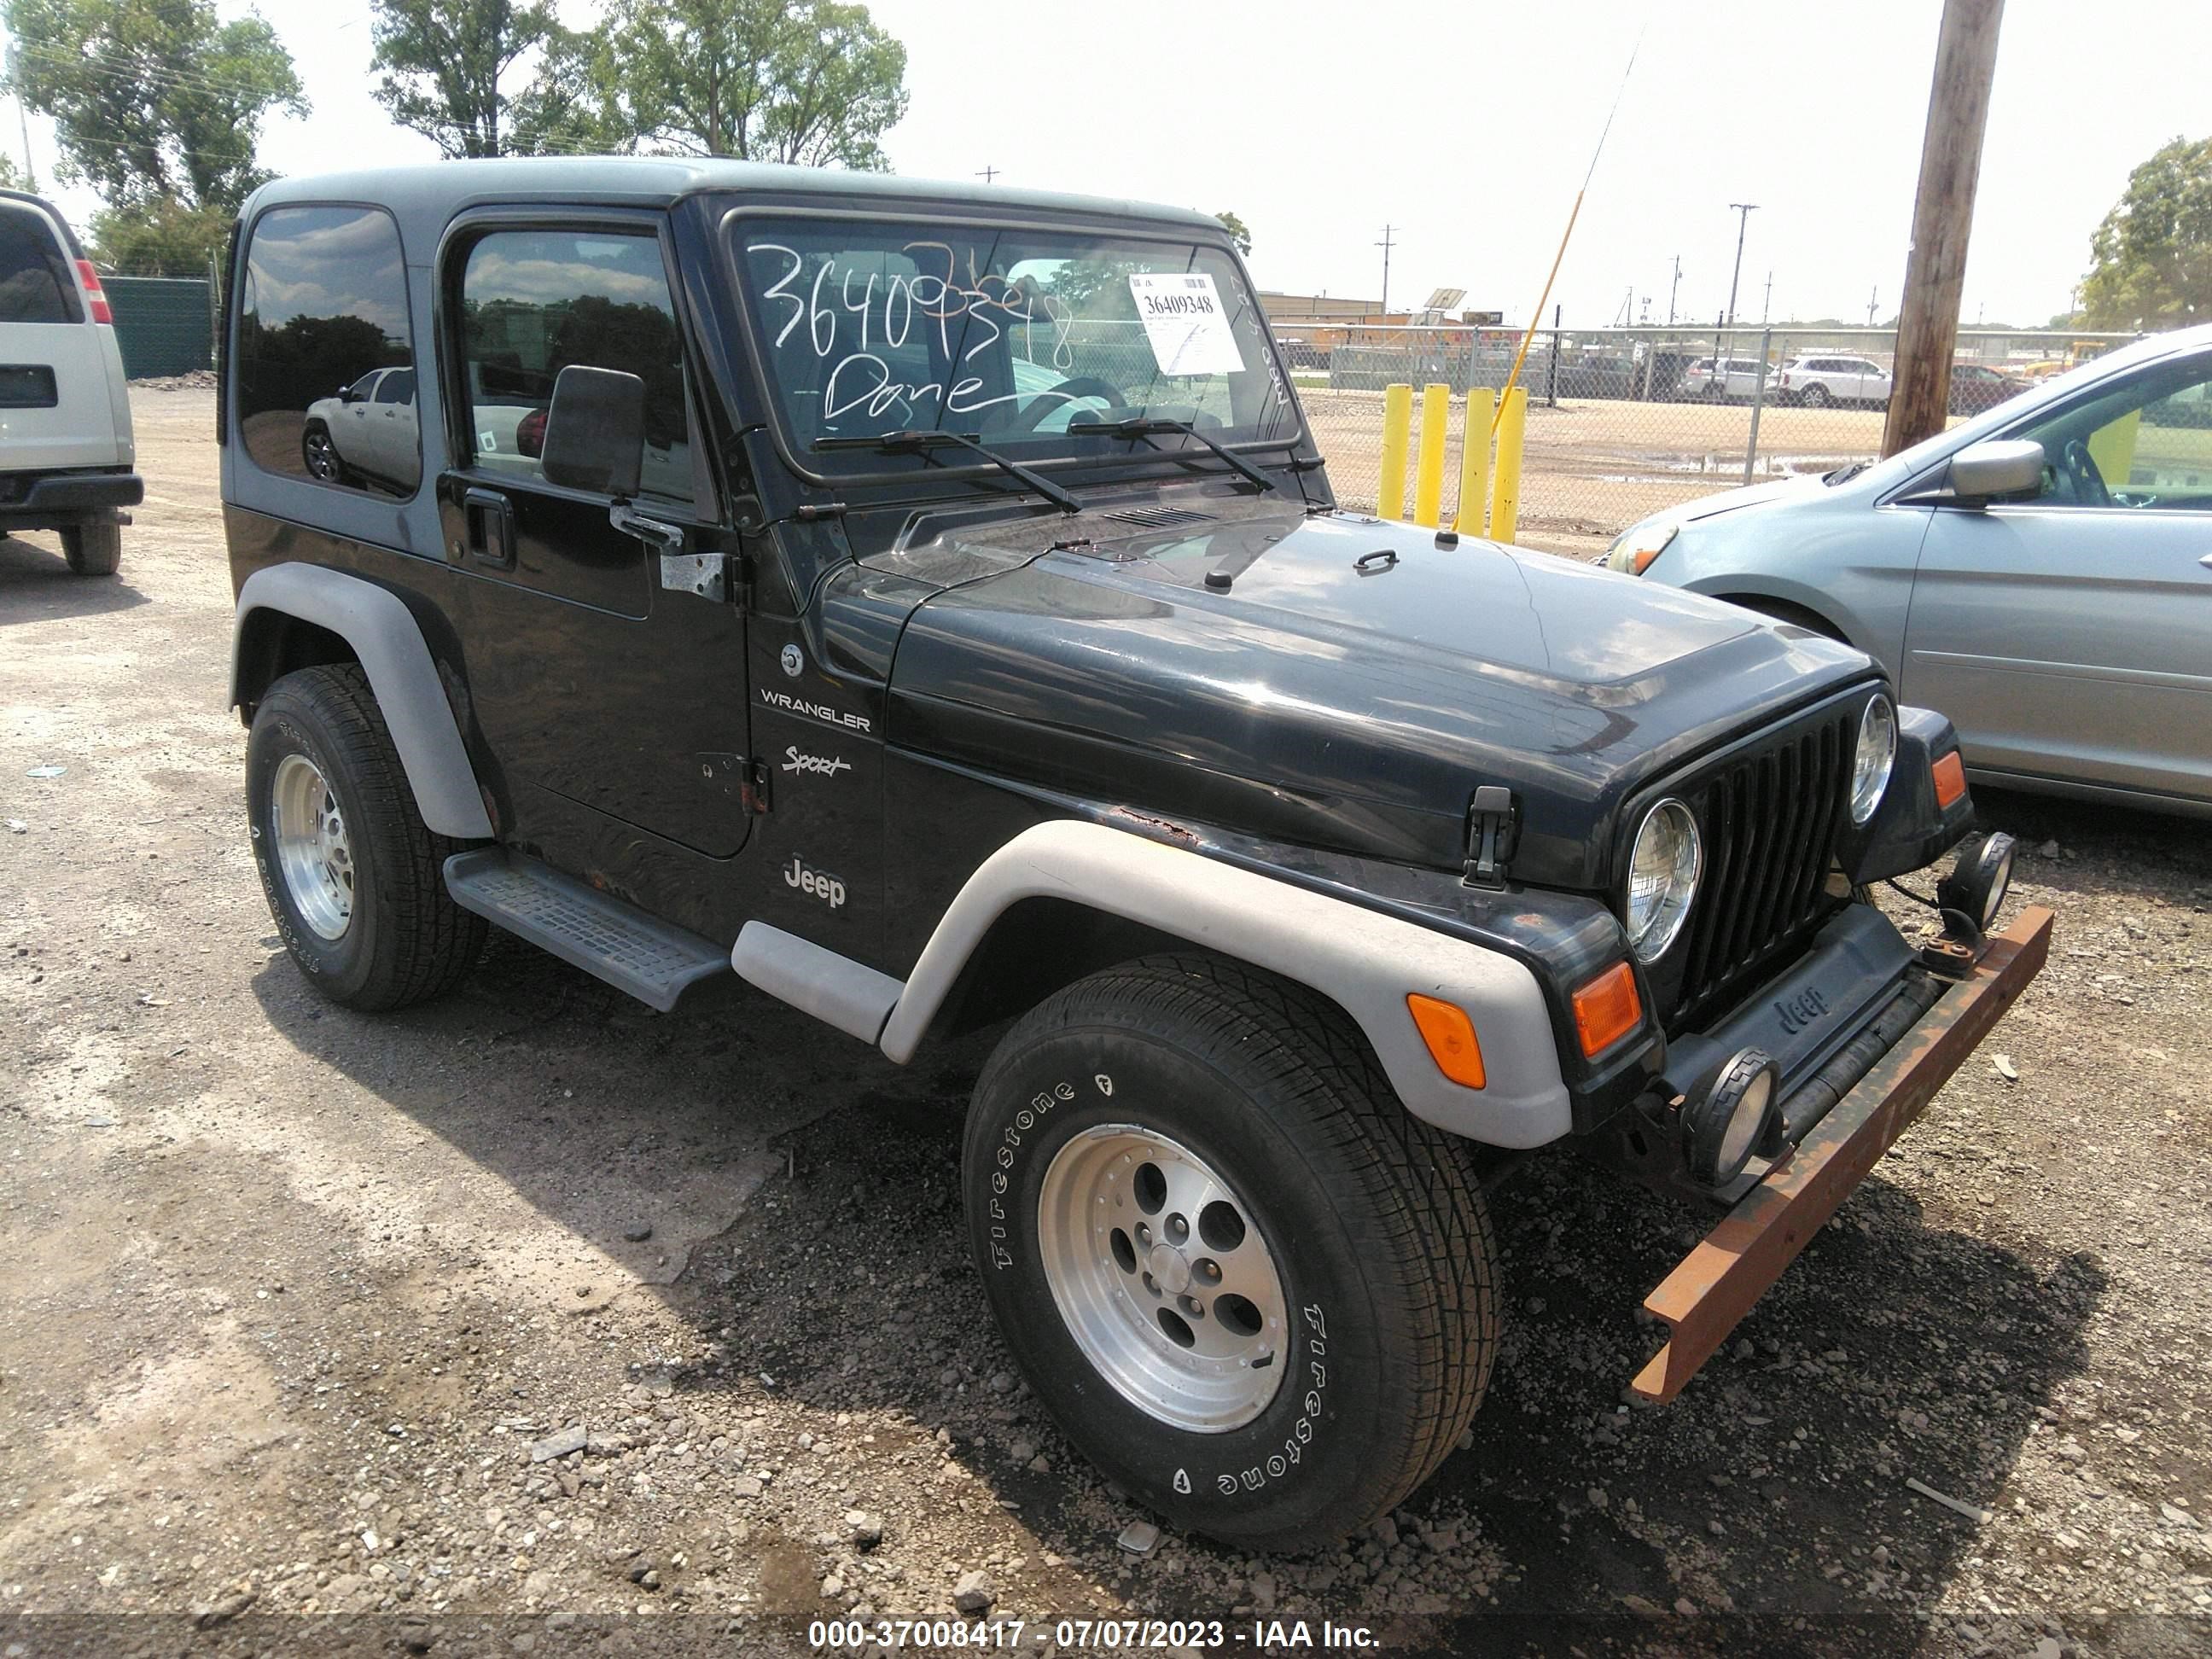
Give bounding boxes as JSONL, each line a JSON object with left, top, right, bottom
{"left": 1823, "top": 461, "right": 1871, "bottom": 486}
{"left": 813, "top": 429, "right": 1080, "bottom": 514}
{"left": 1068, "top": 416, "right": 1278, "bottom": 493}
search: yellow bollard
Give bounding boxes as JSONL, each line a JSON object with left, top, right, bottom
{"left": 1453, "top": 387, "right": 1496, "bottom": 536}
{"left": 1490, "top": 385, "right": 1528, "bottom": 545}
{"left": 1377, "top": 382, "right": 1412, "bottom": 521}
{"left": 1413, "top": 382, "right": 1449, "bottom": 527}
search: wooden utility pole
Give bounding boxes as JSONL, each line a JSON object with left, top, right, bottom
{"left": 1883, "top": 0, "right": 2005, "bottom": 457}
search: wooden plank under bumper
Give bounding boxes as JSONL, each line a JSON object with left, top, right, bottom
{"left": 1629, "top": 905, "right": 2055, "bottom": 1405}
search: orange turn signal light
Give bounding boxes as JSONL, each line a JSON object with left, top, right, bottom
{"left": 1931, "top": 749, "right": 1967, "bottom": 810}
{"left": 1406, "top": 994, "right": 1486, "bottom": 1090}
{"left": 1572, "top": 962, "right": 1644, "bottom": 1057}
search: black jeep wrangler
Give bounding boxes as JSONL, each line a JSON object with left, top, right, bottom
{"left": 223, "top": 160, "right": 2048, "bottom": 1551}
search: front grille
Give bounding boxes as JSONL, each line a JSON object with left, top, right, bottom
{"left": 1668, "top": 704, "right": 1860, "bottom": 1030}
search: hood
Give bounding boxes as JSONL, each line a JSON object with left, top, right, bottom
{"left": 1670, "top": 470, "right": 1833, "bottom": 523}
{"left": 886, "top": 506, "right": 1874, "bottom": 888}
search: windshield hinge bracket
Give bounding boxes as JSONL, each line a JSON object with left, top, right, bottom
{"left": 1463, "top": 786, "right": 1518, "bottom": 888}
{"left": 741, "top": 757, "right": 772, "bottom": 816}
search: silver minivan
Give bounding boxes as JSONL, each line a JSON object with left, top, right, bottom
{"left": 0, "top": 189, "right": 141, "bottom": 574}
{"left": 1607, "top": 323, "right": 2212, "bottom": 818}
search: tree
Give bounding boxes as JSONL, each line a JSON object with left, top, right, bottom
{"left": 1, "top": 0, "right": 306, "bottom": 212}
{"left": 0, "top": 150, "right": 23, "bottom": 190}
{"left": 2079, "top": 135, "right": 2212, "bottom": 330}
{"left": 534, "top": 0, "right": 907, "bottom": 169}
{"left": 89, "top": 195, "right": 229, "bottom": 274}
{"left": 370, "top": 0, "right": 556, "bottom": 160}
{"left": 1214, "top": 210, "right": 1251, "bottom": 257}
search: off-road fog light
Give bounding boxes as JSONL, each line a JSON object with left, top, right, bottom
{"left": 1936, "top": 831, "right": 2015, "bottom": 930}
{"left": 1683, "top": 1047, "right": 1781, "bottom": 1187}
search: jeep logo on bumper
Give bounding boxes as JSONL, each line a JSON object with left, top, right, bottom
{"left": 1773, "top": 986, "right": 1831, "bottom": 1035}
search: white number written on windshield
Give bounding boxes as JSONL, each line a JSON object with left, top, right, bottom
{"left": 752, "top": 240, "right": 1084, "bottom": 423}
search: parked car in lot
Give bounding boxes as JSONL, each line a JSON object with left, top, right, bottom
{"left": 1608, "top": 323, "right": 2212, "bottom": 818}
{"left": 303, "top": 367, "right": 419, "bottom": 493}
{"left": 1948, "top": 360, "right": 2028, "bottom": 416}
{"left": 1679, "top": 355, "right": 1768, "bottom": 400}
{"left": 224, "top": 160, "right": 2044, "bottom": 1550}
{"left": 1776, "top": 353, "right": 1892, "bottom": 408}
{"left": 0, "top": 189, "right": 142, "bottom": 574}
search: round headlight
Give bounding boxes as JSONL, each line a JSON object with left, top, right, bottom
{"left": 1625, "top": 798, "right": 1701, "bottom": 962}
{"left": 1850, "top": 695, "right": 1897, "bottom": 824}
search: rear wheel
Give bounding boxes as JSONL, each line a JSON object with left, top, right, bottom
{"left": 963, "top": 955, "right": 1499, "bottom": 1551}
{"left": 247, "top": 664, "right": 486, "bottom": 1010}
{"left": 61, "top": 518, "right": 121, "bottom": 576}
{"left": 1801, "top": 382, "right": 1832, "bottom": 408}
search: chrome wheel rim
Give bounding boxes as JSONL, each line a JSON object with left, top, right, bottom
{"left": 303, "top": 428, "right": 337, "bottom": 479}
{"left": 271, "top": 752, "right": 353, "bottom": 940}
{"left": 1035, "top": 1124, "right": 1289, "bottom": 1433}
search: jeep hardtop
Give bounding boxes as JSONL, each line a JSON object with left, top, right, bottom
{"left": 223, "top": 159, "right": 2049, "bottom": 1550}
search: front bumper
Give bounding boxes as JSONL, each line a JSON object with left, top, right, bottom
{"left": 1627, "top": 904, "right": 2052, "bottom": 1403}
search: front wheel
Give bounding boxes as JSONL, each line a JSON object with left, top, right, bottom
{"left": 963, "top": 956, "right": 1499, "bottom": 1551}
{"left": 301, "top": 422, "right": 348, "bottom": 485}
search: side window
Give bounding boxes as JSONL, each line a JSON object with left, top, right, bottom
{"left": 457, "top": 230, "right": 693, "bottom": 506}
{"left": 375, "top": 367, "right": 415, "bottom": 405}
{"left": 236, "top": 206, "right": 420, "bottom": 496}
{"left": 0, "top": 202, "right": 81, "bottom": 323}
{"left": 2013, "top": 355, "right": 2212, "bottom": 509}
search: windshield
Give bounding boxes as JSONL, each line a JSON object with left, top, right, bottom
{"left": 732, "top": 215, "right": 1300, "bottom": 472}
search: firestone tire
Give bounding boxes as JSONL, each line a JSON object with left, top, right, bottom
{"left": 963, "top": 955, "right": 1499, "bottom": 1552}
{"left": 61, "top": 518, "right": 121, "bottom": 576}
{"left": 247, "top": 664, "right": 486, "bottom": 1011}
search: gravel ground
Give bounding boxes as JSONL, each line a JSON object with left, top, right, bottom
{"left": 2, "top": 387, "right": 2209, "bottom": 1656}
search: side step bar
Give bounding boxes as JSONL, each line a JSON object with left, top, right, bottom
{"left": 443, "top": 848, "right": 730, "bottom": 1012}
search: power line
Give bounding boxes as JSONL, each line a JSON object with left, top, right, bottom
{"left": 9, "top": 38, "right": 298, "bottom": 106}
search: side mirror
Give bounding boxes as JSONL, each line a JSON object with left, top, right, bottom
{"left": 1947, "top": 439, "right": 2044, "bottom": 505}
{"left": 538, "top": 365, "right": 645, "bottom": 498}
{"left": 337, "top": 381, "right": 356, "bottom": 403}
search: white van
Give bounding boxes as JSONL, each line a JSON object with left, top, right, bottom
{"left": 0, "top": 189, "right": 141, "bottom": 574}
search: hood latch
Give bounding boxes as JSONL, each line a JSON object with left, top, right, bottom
{"left": 1463, "top": 786, "right": 1519, "bottom": 888}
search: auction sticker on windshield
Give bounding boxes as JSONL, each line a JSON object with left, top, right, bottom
{"left": 1129, "top": 272, "right": 1245, "bottom": 376}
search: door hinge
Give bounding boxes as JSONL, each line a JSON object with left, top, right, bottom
{"left": 741, "top": 756, "right": 772, "bottom": 815}
{"left": 655, "top": 549, "right": 754, "bottom": 612}
{"left": 1463, "top": 785, "right": 1518, "bottom": 888}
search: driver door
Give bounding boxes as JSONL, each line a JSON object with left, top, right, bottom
{"left": 1902, "top": 347, "right": 2212, "bottom": 798}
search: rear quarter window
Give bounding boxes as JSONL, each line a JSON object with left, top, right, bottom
{"left": 0, "top": 202, "right": 84, "bottom": 324}
{"left": 235, "top": 205, "right": 420, "bottom": 497}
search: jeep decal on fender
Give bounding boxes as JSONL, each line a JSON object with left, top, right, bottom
{"left": 784, "top": 857, "right": 847, "bottom": 907}
{"left": 760, "top": 686, "right": 871, "bottom": 733}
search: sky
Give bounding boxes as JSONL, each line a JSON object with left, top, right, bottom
{"left": 7, "top": 0, "right": 2208, "bottom": 329}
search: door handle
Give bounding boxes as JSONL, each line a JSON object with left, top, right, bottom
{"left": 462, "top": 487, "right": 515, "bottom": 570}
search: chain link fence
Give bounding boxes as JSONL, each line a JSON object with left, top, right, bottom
{"left": 1284, "top": 325, "right": 2143, "bottom": 557}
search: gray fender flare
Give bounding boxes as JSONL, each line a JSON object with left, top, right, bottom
{"left": 736, "top": 821, "right": 1570, "bottom": 1149}
{"left": 232, "top": 563, "right": 493, "bottom": 841}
